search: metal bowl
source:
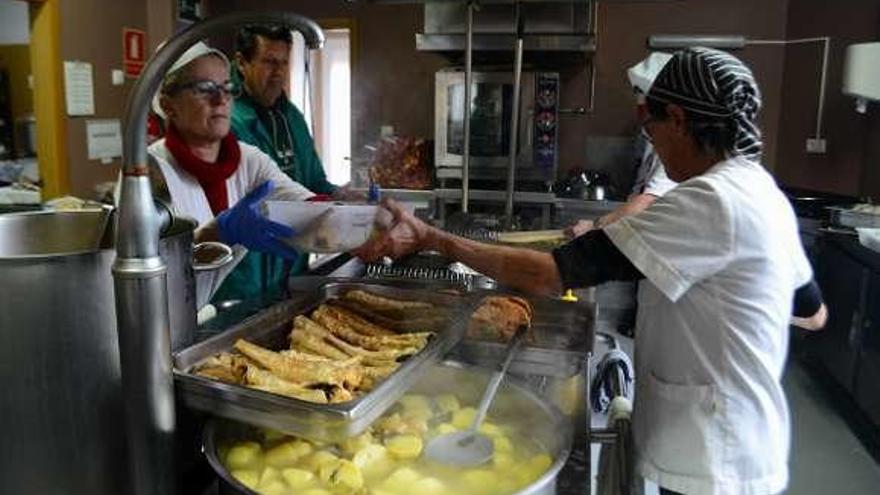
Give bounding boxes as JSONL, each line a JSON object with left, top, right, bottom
{"left": 204, "top": 361, "right": 573, "bottom": 495}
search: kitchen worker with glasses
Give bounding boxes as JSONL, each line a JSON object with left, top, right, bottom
{"left": 355, "top": 47, "right": 826, "bottom": 494}
{"left": 567, "top": 53, "right": 678, "bottom": 238}
{"left": 148, "top": 41, "right": 314, "bottom": 301}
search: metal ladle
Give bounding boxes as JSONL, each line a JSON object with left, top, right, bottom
{"left": 425, "top": 324, "right": 528, "bottom": 466}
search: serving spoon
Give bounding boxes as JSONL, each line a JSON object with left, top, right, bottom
{"left": 425, "top": 324, "right": 528, "bottom": 466}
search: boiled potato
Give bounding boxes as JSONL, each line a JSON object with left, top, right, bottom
{"left": 411, "top": 476, "right": 446, "bottom": 495}
{"left": 384, "top": 434, "right": 423, "bottom": 460}
{"left": 281, "top": 467, "right": 316, "bottom": 489}
{"left": 451, "top": 407, "right": 477, "bottom": 429}
{"left": 258, "top": 466, "right": 281, "bottom": 486}
{"left": 527, "top": 453, "right": 553, "bottom": 474}
{"left": 461, "top": 469, "right": 500, "bottom": 495}
{"left": 434, "top": 394, "right": 460, "bottom": 414}
{"left": 318, "top": 459, "right": 364, "bottom": 492}
{"left": 340, "top": 431, "right": 375, "bottom": 456}
{"left": 257, "top": 467, "right": 287, "bottom": 495}
{"left": 376, "top": 466, "right": 422, "bottom": 493}
{"left": 301, "top": 489, "right": 332, "bottom": 495}
{"left": 258, "top": 479, "right": 287, "bottom": 495}
{"left": 230, "top": 469, "right": 259, "bottom": 490}
{"left": 300, "top": 450, "right": 340, "bottom": 473}
{"left": 352, "top": 444, "right": 391, "bottom": 473}
{"left": 432, "top": 422, "right": 457, "bottom": 436}
{"left": 398, "top": 394, "right": 432, "bottom": 413}
{"left": 494, "top": 476, "right": 519, "bottom": 495}
{"left": 226, "top": 441, "right": 263, "bottom": 470}
{"left": 492, "top": 452, "right": 515, "bottom": 470}
{"left": 492, "top": 435, "right": 513, "bottom": 454}
{"left": 264, "top": 439, "right": 313, "bottom": 468}
{"left": 477, "top": 422, "right": 502, "bottom": 437}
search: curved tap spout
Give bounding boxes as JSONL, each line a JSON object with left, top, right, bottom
{"left": 114, "top": 12, "right": 323, "bottom": 495}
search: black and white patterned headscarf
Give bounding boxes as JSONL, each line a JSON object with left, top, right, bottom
{"left": 647, "top": 47, "right": 763, "bottom": 161}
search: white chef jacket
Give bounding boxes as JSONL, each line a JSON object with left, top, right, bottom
{"left": 604, "top": 156, "right": 812, "bottom": 495}
{"left": 147, "top": 139, "right": 313, "bottom": 225}
{"left": 147, "top": 139, "right": 314, "bottom": 305}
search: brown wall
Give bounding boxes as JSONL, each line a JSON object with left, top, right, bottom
{"left": 775, "top": 0, "right": 880, "bottom": 199}
{"left": 208, "top": 0, "right": 792, "bottom": 192}
{"left": 566, "top": 0, "right": 789, "bottom": 186}
{"left": 58, "top": 0, "right": 183, "bottom": 198}
{"left": 59, "top": 0, "right": 147, "bottom": 197}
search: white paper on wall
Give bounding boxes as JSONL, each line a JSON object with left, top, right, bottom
{"left": 63, "top": 61, "right": 95, "bottom": 116}
{"left": 86, "top": 119, "right": 122, "bottom": 162}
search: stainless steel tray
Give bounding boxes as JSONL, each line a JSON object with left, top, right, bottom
{"left": 449, "top": 291, "right": 595, "bottom": 378}
{"left": 828, "top": 205, "right": 880, "bottom": 228}
{"left": 173, "top": 281, "right": 478, "bottom": 442}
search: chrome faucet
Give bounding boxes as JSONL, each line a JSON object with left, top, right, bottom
{"left": 114, "top": 12, "right": 323, "bottom": 495}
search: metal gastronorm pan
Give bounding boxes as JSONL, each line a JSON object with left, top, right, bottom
{"left": 173, "top": 281, "right": 478, "bottom": 442}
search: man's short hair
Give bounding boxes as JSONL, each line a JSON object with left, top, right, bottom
{"left": 236, "top": 24, "right": 293, "bottom": 61}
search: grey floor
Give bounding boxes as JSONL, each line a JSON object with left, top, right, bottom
{"left": 785, "top": 363, "right": 880, "bottom": 494}
{"left": 590, "top": 332, "right": 880, "bottom": 495}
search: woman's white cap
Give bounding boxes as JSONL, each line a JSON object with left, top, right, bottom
{"left": 151, "top": 41, "right": 230, "bottom": 120}
{"left": 627, "top": 52, "right": 673, "bottom": 102}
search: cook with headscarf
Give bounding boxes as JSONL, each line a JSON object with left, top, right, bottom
{"left": 355, "top": 47, "right": 826, "bottom": 494}
{"left": 148, "top": 42, "right": 314, "bottom": 297}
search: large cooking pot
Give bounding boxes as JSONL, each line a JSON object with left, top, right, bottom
{"left": 204, "top": 361, "right": 573, "bottom": 495}
{"left": 0, "top": 208, "right": 231, "bottom": 494}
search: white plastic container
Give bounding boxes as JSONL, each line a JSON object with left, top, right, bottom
{"left": 265, "top": 201, "right": 388, "bottom": 253}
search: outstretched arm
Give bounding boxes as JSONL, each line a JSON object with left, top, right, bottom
{"left": 354, "top": 199, "right": 563, "bottom": 296}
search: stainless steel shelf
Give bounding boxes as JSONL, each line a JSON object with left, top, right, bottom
{"left": 417, "top": 32, "right": 595, "bottom": 52}
{"left": 435, "top": 187, "right": 556, "bottom": 204}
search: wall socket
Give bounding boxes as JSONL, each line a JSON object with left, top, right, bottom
{"left": 806, "top": 138, "right": 827, "bottom": 154}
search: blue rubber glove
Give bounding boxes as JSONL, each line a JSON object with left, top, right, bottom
{"left": 216, "top": 181, "right": 299, "bottom": 259}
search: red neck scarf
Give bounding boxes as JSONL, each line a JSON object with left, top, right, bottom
{"left": 165, "top": 124, "right": 241, "bottom": 215}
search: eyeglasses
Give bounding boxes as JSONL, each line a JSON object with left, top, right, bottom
{"left": 640, "top": 116, "right": 661, "bottom": 143}
{"left": 171, "top": 80, "right": 239, "bottom": 100}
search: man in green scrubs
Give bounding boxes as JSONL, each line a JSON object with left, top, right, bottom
{"left": 218, "top": 24, "right": 337, "bottom": 302}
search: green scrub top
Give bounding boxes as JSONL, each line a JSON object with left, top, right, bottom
{"left": 212, "top": 91, "right": 336, "bottom": 303}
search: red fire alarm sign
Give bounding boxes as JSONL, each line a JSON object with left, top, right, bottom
{"left": 123, "top": 28, "right": 146, "bottom": 78}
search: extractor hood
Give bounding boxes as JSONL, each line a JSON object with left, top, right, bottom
{"left": 416, "top": 1, "right": 596, "bottom": 54}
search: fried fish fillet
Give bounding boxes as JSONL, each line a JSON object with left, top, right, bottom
{"left": 328, "top": 386, "right": 355, "bottom": 404}
{"left": 293, "top": 316, "right": 409, "bottom": 367}
{"left": 312, "top": 305, "right": 432, "bottom": 350}
{"left": 358, "top": 363, "right": 400, "bottom": 392}
{"left": 279, "top": 349, "right": 361, "bottom": 367}
{"left": 329, "top": 298, "right": 450, "bottom": 333}
{"left": 245, "top": 367, "right": 329, "bottom": 403}
{"left": 193, "top": 352, "right": 253, "bottom": 384}
{"left": 321, "top": 302, "right": 397, "bottom": 337}
{"left": 289, "top": 330, "right": 352, "bottom": 361}
{"left": 234, "top": 339, "right": 362, "bottom": 389}
{"left": 343, "top": 289, "right": 435, "bottom": 311}
{"left": 469, "top": 295, "right": 534, "bottom": 343}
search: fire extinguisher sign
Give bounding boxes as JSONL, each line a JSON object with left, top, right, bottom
{"left": 123, "top": 28, "right": 146, "bottom": 78}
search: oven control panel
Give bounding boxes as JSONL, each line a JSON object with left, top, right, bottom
{"left": 534, "top": 73, "right": 559, "bottom": 174}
